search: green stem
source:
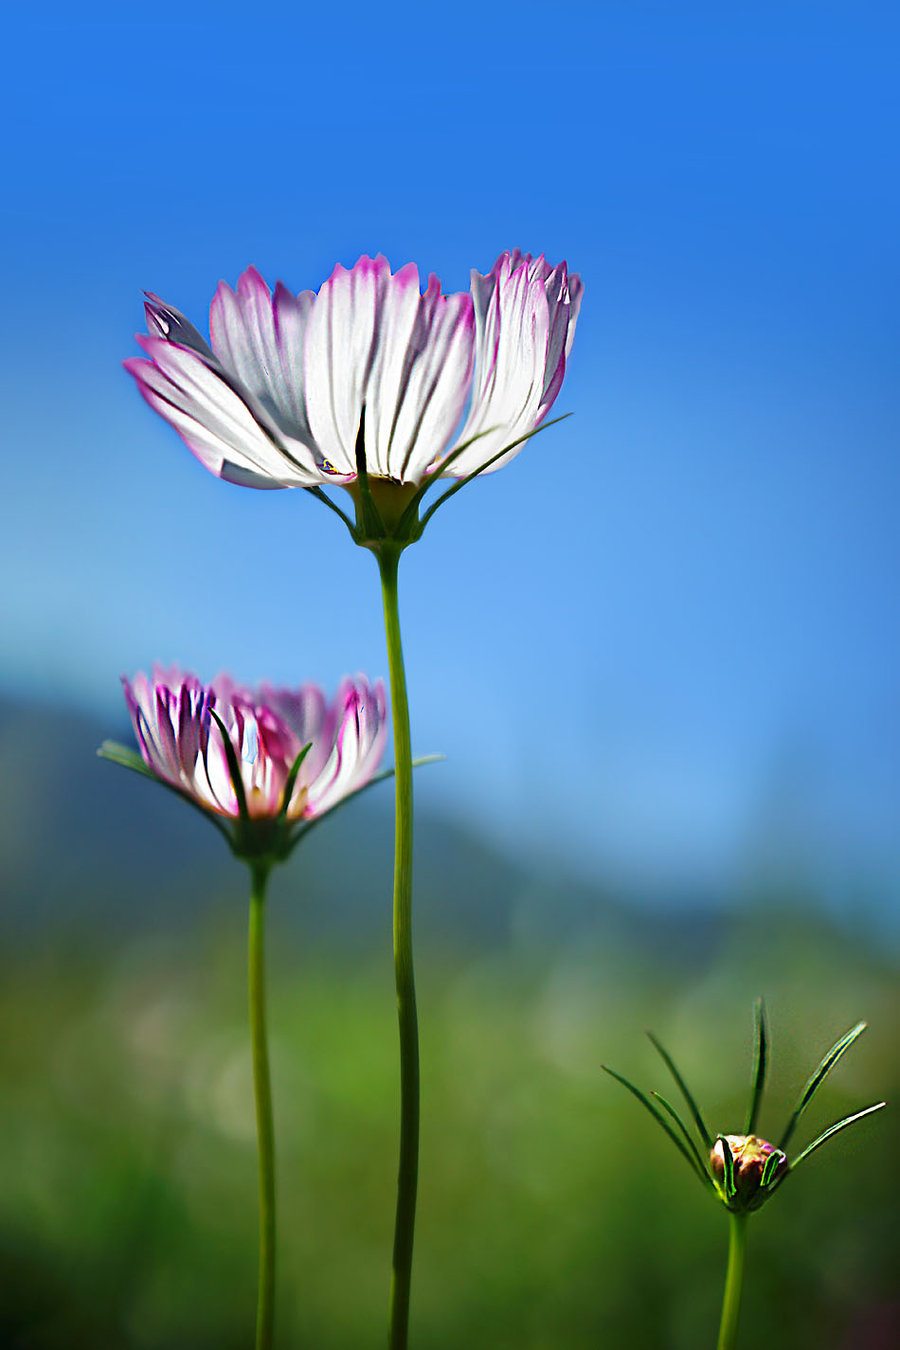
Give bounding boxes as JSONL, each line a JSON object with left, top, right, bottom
{"left": 716, "top": 1213, "right": 748, "bottom": 1350}
{"left": 378, "top": 547, "right": 420, "bottom": 1350}
{"left": 249, "top": 863, "right": 276, "bottom": 1350}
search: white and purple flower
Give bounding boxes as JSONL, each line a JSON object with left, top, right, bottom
{"left": 125, "top": 251, "right": 582, "bottom": 492}
{"left": 120, "top": 668, "right": 387, "bottom": 841}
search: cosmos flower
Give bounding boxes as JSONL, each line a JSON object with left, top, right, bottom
{"left": 125, "top": 251, "right": 582, "bottom": 494}
{"left": 106, "top": 667, "right": 387, "bottom": 860}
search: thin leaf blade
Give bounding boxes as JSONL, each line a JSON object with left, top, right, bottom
{"left": 647, "top": 1031, "right": 714, "bottom": 1151}
{"left": 601, "top": 1065, "right": 709, "bottom": 1187}
{"left": 789, "top": 1102, "right": 886, "bottom": 1170}
{"left": 779, "top": 1022, "right": 868, "bottom": 1150}
{"left": 746, "top": 997, "right": 769, "bottom": 1135}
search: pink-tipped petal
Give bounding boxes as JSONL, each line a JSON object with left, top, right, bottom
{"left": 125, "top": 339, "right": 319, "bottom": 487}
{"left": 144, "top": 294, "right": 215, "bottom": 360}
{"left": 121, "top": 670, "right": 387, "bottom": 828}
{"left": 210, "top": 268, "right": 316, "bottom": 444}
{"left": 128, "top": 251, "right": 578, "bottom": 495}
{"left": 443, "top": 251, "right": 581, "bottom": 477}
{"left": 304, "top": 257, "right": 476, "bottom": 485}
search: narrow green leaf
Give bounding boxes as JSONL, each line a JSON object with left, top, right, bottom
{"left": 208, "top": 707, "right": 249, "bottom": 822}
{"left": 647, "top": 1031, "right": 714, "bottom": 1151}
{"left": 651, "top": 1090, "right": 713, "bottom": 1184}
{"left": 745, "top": 997, "right": 769, "bottom": 1135}
{"left": 418, "top": 414, "right": 573, "bottom": 531}
{"left": 392, "top": 427, "right": 498, "bottom": 540}
{"left": 97, "top": 741, "right": 232, "bottom": 845}
{"left": 779, "top": 1022, "right": 867, "bottom": 1150}
{"left": 278, "top": 742, "right": 313, "bottom": 818}
{"left": 98, "top": 740, "right": 158, "bottom": 780}
{"left": 284, "top": 754, "right": 444, "bottom": 855}
{"left": 303, "top": 485, "right": 357, "bottom": 537}
{"left": 353, "top": 405, "right": 386, "bottom": 539}
{"left": 601, "top": 1065, "right": 709, "bottom": 1188}
{"left": 789, "top": 1102, "right": 886, "bottom": 1170}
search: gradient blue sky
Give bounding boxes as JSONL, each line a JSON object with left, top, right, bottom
{"left": 2, "top": 2, "right": 898, "bottom": 917}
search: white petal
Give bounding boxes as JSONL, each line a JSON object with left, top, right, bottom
{"left": 368, "top": 274, "right": 475, "bottom": 482}
{"left": 447, "top": 255, "right": 550, "bottom": 476}
{"left": 303, "top": 256, "right": 386, "bottom": 475}
{"left": 304, "top": 257, "right": 475, "bottom": 485}
{"left": 127, "top": 339, "right": 321, "bottom": 486}
{"left": 210, "top": 268, "right": 316, "bottom": 444}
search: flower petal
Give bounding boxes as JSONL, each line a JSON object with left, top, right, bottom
{"left": 367, "top": 273, "right": 475, "bottom": 482}
{"left": 121, "top": 670, "right": 387, "bottom": 827}
{"left": 210, "top": 267, "right": 316, "bottom": 444}
{"left": 303, "top": 677, "right": 387, "bottom": 817}
{"left": 125, "top": 337, "right": 320, "bottom": 487}
{"left": 304, "top": 257, "right": 475, "bottom": 484}
{"left": 444, "top": 252, "right": 581, "bottom": 477}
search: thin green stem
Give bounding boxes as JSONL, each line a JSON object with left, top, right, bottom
{"left": 249, "top": 863, "right": 276, "bottom": 1350}
{"left": 378, "top": 547, "right": 420, "bottom": 1350}
{"left": 716, "top": 1213, "right": 748, "bottom": 1350}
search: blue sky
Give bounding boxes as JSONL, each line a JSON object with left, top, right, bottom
{"left": 2, "top": 1, "right": 898, "bottom": 917}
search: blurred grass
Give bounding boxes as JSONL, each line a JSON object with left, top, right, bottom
{"left": 0, "top": 906, "right": 896, "bottom": 1349}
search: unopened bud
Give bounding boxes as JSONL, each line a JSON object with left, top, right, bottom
{"left": 710, "top": 1134, "right": 788, "bottom": 1212}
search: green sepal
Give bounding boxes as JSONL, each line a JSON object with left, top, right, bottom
{"left": 282, "top": 753, "right": 443, "bottom": 857}
{"left": 208, "top": 707, "right": 250, "bottom": 822}
{"left": 97, "top": 740, "right": 158, "bottom": 780}
{"left": 353, "top": 406, "right": 388, "bottom": 540}
{"left": 416, "top": 413, "right": 573, "bottom": 534}
{"left": 761, "top": 1147, "right": 786, "bottom": 1188}
{"left": 303, "top": 412, "right": 573, "bottom": 555}
{"left": 788, "top": 1102, "right": 886, "bottom": 1171}
{"left": 278, "top": 741, "right": 313, "bottom": 818}
{"left": 96, "top": 740, "right": 233, "bottom": 846}
{"left": 601, "top": 1065, "right": 710, "bottom": 1189}
{"left": 303, "top": 485, "right": 357, "bottom": 538}
{"left": 745, "top": 997, "right": 769, "bottom": 1135}
{"left": 647, "top": 1031, "right": 714, "bottom": 1152}
{"left": 716, "top": 1134, "right": 737, "bottom": 1200}
{"left": 391, "top": 425, "right": 500, "bottom": 540}
{"left": 779, "top": 1022, "right": 867, "bottom": 1150}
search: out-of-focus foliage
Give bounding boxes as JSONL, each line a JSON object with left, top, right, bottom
{"left": 0, "top": 906, "right": 895, "bottom": 1349}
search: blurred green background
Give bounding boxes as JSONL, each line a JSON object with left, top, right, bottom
{"left": 1, "top": 698, "right": 895, "bottom": 1349}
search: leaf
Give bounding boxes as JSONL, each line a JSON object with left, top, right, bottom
{"left": 601, "top": 1065, "right": 710, "bottom": 1188}
{"left": 788, "top": 1102, "right": 886, "bottom": 1170}
{"left": 417, "top": 414, "right": 573, "bottom": 531}
{"left": 284, "top": 755, "right": 444, "bottom": 854}
{"left": 97, "top": 740, "right": 158, "bottom": 780}
{"left": 651, "top": 1091, "right": 713, "bottom": 1183}
{"left": 745, "top": 997, "right": 769, "bottom": 1135}
{"left": 303, "top": 485, "right": 357, "bottom": 537}
{"left": 278, "top": 742, "right": 313, "bottom": 818}
{"left": 208, "top": 707, "right": 249, "bottom": 821}
{"left": 779, "top": 1022, "right": 867, "bottom": 1150}
{"left": 97, "top": 741, "right": 232, "bottom": 845}
{"left": 647, "top": 1031, "right": 714, "bottom": 1151}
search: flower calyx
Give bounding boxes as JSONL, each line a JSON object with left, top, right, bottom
{"left": 313, "top": 405, "right": 570, "bottom": 559}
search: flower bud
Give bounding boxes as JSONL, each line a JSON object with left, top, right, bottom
{"left": 710, "top": 1134, "right": 788, "bottom": 1212}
